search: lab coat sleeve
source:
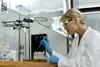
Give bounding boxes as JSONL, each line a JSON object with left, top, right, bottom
{"left": 52, "top": 51, "right": 73, "bottom": 67}
{"left": 52, "top": 48, "right": 93, "bottom": 67}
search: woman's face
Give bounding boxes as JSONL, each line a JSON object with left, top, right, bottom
{"left": 63, "top": 18, "right": 78, "bottom": 35}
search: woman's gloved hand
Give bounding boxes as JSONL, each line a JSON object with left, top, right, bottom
{"left": 40, "top": 37, "right": 53, "bottom": 53}
{"left": 49, "top": 55, "right": 59, "bottom": 64}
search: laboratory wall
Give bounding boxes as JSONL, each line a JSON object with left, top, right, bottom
{"left": 76, "top": 0, "right": 100, "bottom": 32}
{"left": 0, "top": 9, "right": 67, "bottom": 61}
{"left": 85, "top": 13, "right": 100, "bottom": 32}
{"left": 79, "top": 0, "right": 100, "bottom": 7}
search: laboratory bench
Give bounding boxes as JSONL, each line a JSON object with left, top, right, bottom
{"left": 0, "top": 60, "right": 57, "bottom": 67}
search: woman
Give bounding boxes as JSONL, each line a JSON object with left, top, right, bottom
{"left": 40, "top": 8, "right": 100, "bottom": 67}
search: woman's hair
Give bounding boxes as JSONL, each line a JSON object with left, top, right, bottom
{"left": 60, "top": 9, "right": 85, "bottom": 24}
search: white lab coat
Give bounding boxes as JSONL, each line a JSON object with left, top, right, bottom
{"left": 52, "top": 27, "right": 100, "bottom": 67}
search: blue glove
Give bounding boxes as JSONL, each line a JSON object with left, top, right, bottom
{"left": 40, "top": 37, "right": 53, "bottom": 53}
{"left": 49, "top": 55, "right": 59, "bottom": 64}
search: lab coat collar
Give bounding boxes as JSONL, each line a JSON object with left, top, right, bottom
{"left": 81, "top": 27, "right": 91, "bottom": 40}
{"left": 77, "top": 27, "right": 91, "bottom": 47}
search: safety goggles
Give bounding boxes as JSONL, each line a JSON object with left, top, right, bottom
{"left": 62, "top": 18, "right": 73, "bottom": 28}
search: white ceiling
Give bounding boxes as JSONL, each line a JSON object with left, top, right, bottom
{"left": 2, "top": 0, "right": 63, "bottom": 15}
